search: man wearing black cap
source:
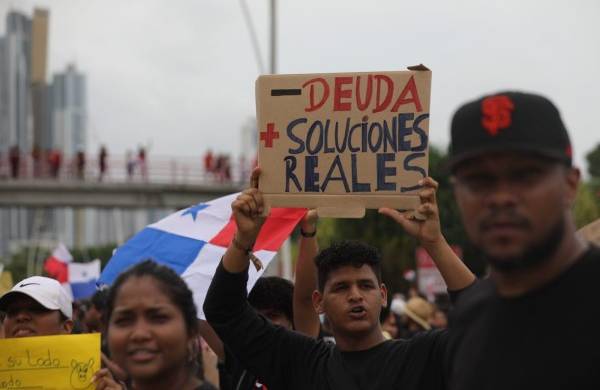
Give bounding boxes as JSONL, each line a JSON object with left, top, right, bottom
{"left": 446, "top": 92, "right": 600, "bottom": 389}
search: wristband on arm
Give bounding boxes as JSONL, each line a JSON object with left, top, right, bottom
{"left": 300, "top": 228, "right": 317, "bottom": 238}
{"left": 232, "top": 234, "right": 263, "bottom": 271}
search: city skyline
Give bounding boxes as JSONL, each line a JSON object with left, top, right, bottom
{"left": 1, "top": 1, "right": 599, "bottom": 174}
{"left": 0, "top": 7, "right": 87, "bottom": 158}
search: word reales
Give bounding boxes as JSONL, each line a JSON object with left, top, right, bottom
{"left": 283, "top": 112, "right": 428, "bottom": 193}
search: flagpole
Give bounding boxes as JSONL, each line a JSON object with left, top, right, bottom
{"left": 270, "top": 0, "right": 276, "bottom": 75}
{"left": 269, "top": 0, "right": 293, "bottom": 280}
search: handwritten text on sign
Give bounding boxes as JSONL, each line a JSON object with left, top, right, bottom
{"left": 257, "top": 70, "right": 431, "bottom": 208}
{"left": 0, "top": 333, "right": 100, "bottom": 389}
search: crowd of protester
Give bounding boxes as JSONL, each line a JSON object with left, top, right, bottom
{"left": 0, "top": 203, "right": 448, "bottom": 390}
{"left": 0, "top": 91, "right": 598, "bottom": 389}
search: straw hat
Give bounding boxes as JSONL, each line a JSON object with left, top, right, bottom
{"left": 403, "top": 297, "right": 433, "bottom": 330}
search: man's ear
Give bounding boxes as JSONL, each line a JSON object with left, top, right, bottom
{"left": 565, "top": 167, "right": 581, "bottom": 208}
{"left": 312, "top": 290, "right": 324, "bottom": 314}
{"left": 63, "top": 318, "right": 74, "bottom": 334}
{"left": 380, "top": 283, "right": 388, "bottom": 307}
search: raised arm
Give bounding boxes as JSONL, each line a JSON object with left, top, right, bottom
{"left": 203, "top": 168, "right": 322, "bottom": 387}
{"left": 198, "top": 319, "right": 224, "bottom": 361}
{"left": 379, "top": 177, "right": 475, "bottom": 291}
{"left": 293, "top": 210, "right": 320, "bottom": 337}
{"left": 221, "top": 167, "right": 266, "bottom": 273}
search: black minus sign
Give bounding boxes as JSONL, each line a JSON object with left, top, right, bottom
{"left": 271, "top": 89, "right": 302, "bottom": 96}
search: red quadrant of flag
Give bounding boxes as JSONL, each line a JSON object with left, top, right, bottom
{"left": 44, "top": 257, "right": 69, "bottom": 284}
{"left": 209, "top": 208, "right": 307, "bottom": 251}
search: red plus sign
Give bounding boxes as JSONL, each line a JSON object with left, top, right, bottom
{"left": 260, "top": 123, "right": 279, "bottom": 148}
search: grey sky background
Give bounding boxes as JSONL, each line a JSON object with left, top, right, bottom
{"left": 2, "top": 0, "right": 599, "bottom": 173}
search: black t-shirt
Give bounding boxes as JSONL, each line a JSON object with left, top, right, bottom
{"left": 196, "top": 382, "right": 218, "bottom": 390}
{"left": 219, "top": 345, "right": 266, "bottom": 390}
{"left": 447, "top": 246, "right": 600, "bottom": 390}
{"left": 204, "top": 262, "right": 449, "bottom": 390}
{"left": 219, "top": 327, "right": 337, "bottom": 390}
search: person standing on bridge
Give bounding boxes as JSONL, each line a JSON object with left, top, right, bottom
{"left": 48, "top": 149, "right": 62, "bottom": 178}
{"left": 126, "top": 150, "right": 136, "bottom": 181}
{"left": 76, "top": 150, "right": 86, "bottom": 180}
{"left": 138, "top": 146, "right": 148, "bottom": 181}
{"left": 9, "top": 145, "right": 20, "bottom": 179}
{"left": 99, "top": 145, "right": 108, "bottom": 182}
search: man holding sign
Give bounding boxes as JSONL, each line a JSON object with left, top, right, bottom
{"left": 0, "top": 276, "right": 101, "bottom": 389}
{"left": 204, "top": 168, "right": 475, "bottom": 390}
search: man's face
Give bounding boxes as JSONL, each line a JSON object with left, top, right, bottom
{"left": 313, "top": 264, "right": 386, "bottom": 338}
{"left": 84, "top": 305, "right": 103, "bottom": 333}
{"left": 452, "top": 153, "right": 579, "bottom": 271}
{"left": 2, "top": 294, "right": 72, "bottom": 338}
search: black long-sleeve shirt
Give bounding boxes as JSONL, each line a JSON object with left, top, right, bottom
{"left": 204, "top": 262, "right": 450, "bottom": 390}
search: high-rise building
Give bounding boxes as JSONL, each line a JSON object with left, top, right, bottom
{"left": 0, "top": 11, "right": 33, "bottom": 259}
{"left": 31, "top": 8, "right": 50, "bottom": 152}
{"left": 0, "top": 34, "right": 7, "bottom": 147}
{"left": 0, "top": 11, "right": 32, "bottom": 155}
{"left": 51, "top": 64, "right": 86, "bottom": 157}
{"left": 30, "top": 9, "right": 47, "bottom": 84}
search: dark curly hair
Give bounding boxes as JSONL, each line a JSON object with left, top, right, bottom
{"left": 90, "top": 289, "right": 109, "bottom": 312}
{"left": 104, "top": 260, "right": 199, "bottom": 336}
{"left": 314, "top": 240, "right": 382, "bottom": 291}
{"left": 248, "top": 276, "right": 294, "bottom": 324}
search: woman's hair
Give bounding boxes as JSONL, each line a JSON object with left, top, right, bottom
{"left": 105, "top": 260, "right": 199, "bottom": 336}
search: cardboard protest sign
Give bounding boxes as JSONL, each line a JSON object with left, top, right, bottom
{"left": 256, "top": 65, "right": 432, "bottom": 218}
{"left": 0, "top": 333, "right": 100, "bottom": 389}
{"left": 578, "top": 218, "right": 600, "bottom": 245}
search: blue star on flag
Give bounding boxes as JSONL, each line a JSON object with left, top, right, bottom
{"left": 181, "top": 203, "right": 209, "bottom": 221}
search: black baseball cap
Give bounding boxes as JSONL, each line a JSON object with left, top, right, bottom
{"left": 448, "top": 91, "right": 572, "bottom": 172}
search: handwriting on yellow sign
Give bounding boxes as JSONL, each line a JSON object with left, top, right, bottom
{"left": 0, "top": 333, "right": 100, "bottom": 389}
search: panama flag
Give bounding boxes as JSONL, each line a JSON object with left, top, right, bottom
{"left": 99, "top": 193, "right": 306, "bottom": 319}
{"left": 44, "top": 243, "right": 101, "bottom": 300}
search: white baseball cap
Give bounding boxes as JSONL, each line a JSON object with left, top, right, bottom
{"left": 0, "top": 276, "right": 73, "bottom": 319}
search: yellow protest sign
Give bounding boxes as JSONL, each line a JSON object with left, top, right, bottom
{"left": 0, "top": 271, "right": 13, "bottom": 295}
{"left": 0, "top": 333, "right": 100, "bottom": 390}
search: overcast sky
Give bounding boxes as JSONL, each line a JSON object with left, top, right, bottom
{"left": 1, "top": 0, "right": 599, "bottom": 172}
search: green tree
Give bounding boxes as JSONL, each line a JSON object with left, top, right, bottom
{"left": 574, "top": 182, "right": 600, "bottom": 229}
{"left": 315, "top": 146, "right": 484, "bottom": 295}
{"left": 586, "top": 143, "right": 600, "bottom": 179}
{"left": 70, "top": 244, "right": 118, "bottom": 269}
{"left": 3, "top": 247, "right": 34, "bottom": 283}
{"left": 429, "top": 146, "right": 485, "bottom": 277}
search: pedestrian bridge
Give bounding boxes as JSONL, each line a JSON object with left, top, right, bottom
{"left": 0, "top": 180, "right": 244, "bottom": 209}
{"left": 0, "top": 153, "right": 250, "bottom": 209}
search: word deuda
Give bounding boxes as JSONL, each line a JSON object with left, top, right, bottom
{"left": 302, "top": 74, "right": 422, "bottom": 113}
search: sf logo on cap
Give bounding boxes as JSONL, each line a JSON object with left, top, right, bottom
{"left": 481, "top": 95, "right": 514, "bottom": 136}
